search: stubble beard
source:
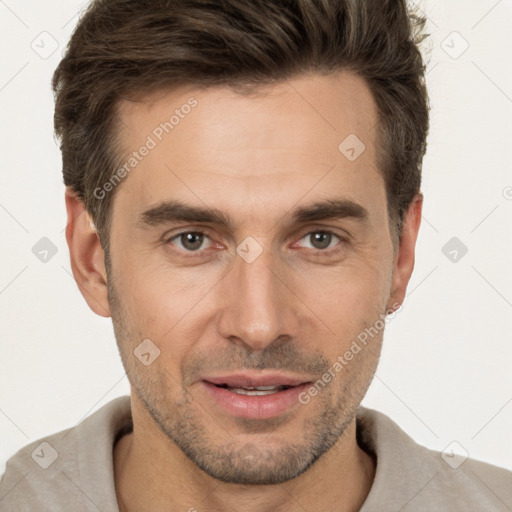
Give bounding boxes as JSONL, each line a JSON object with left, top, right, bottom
{"left": 106, "top": 263, "right": 381, "bottom": 485}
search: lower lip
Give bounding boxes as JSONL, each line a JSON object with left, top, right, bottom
{"left": 201, "top": 381, "right": 310, "bottom": 419}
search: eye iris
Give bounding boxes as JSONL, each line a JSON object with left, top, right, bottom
{"left": 181, "top": 232, "right": 204, "bottom": 251}
{"left": 310, "top": 232, "right": 331, "bottom": 250}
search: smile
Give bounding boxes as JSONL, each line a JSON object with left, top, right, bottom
{"left": 200, "top": 374, "right": 313, "bottom": 419}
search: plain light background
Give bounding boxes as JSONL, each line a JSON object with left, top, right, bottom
{"left": 0, "top": 0, "right": 511, "bottom": 476}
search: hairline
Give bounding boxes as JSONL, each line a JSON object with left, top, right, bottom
{"left": 97, "top": 72, "right": 404, "bottom": 260}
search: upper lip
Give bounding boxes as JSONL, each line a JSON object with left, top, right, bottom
{"left": 202, "top": 372, "right": 312, "bottom": 388}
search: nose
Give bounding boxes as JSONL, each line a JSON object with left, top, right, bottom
{"left": 216, "top": 243, "right": 301, "bottom": 352}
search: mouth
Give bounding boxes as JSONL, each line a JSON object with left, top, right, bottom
{"left": 212, "top": 384, "right": 293, "bottom": 396}
{"left": 200, "top": 373, "right": 312, "bottom": 419}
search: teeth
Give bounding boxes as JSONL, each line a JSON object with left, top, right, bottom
{"left": 213, "top": 383, "right": 294, "bottom": 396}
{"left": 245, "top": 386, "right": 281, "bottom": 390}
{"left": 228, "top": 387, "right": 281, "bottom": 396}
{"left": 219, "top": 385, "right": 292, "bottom": 396}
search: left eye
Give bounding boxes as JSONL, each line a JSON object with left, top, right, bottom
{"left": 169, "top": 232, "right": 212, "bottom": 252}
{"left": 297, "top": 231, "right": 341, "bottom": 250}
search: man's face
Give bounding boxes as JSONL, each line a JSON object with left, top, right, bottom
{"left": 106, "top": 71, "right": 398, "bottom": 484}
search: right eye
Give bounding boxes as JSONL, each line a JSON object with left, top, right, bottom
{"left": 167, "top": 231, "right": 213, "bottom": 253}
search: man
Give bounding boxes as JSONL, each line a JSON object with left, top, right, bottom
{"left": 0, "top": 0, "right": 510, "bottom": 510}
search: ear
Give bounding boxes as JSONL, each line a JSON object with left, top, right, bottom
{"left": 388, "top": 194, "right": 423, "bottom": 311}
{"left": 65, "top": 187, "right": 111, "bottom": 317}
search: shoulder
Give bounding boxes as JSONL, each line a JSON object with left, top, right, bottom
{"left": 0, "top": 396, "right": 131, "bottom": 511}
{"left": 357, "top": 407, "right": 512, "bottom": 511}
{"left": 0, "top": 420, "right": 83, "bottom": 511}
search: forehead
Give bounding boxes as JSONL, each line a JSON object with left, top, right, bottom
{"left": 112, "top": 71, "right": 384, "bottom": 229}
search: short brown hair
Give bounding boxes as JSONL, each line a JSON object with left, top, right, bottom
{"left": 53, "top": 0, "right": 429, "bottom": 253}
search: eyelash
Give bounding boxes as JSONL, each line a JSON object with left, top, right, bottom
{"left": 164, "top": 229, "right": 346, "bottom": 258}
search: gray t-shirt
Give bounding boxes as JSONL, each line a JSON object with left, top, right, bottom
{"left": 0, "top": 396, "right": 510, "bottom": 511}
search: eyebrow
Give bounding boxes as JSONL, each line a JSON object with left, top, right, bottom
{"left": 137, "top": 198, "right": 368, "bottom": 230}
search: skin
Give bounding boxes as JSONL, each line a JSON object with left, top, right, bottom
{"left": 65, "top": 70, "right": 422, "bottom": 512}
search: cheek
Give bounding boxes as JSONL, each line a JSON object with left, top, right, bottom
{"left": 294, "top": 256, "right": 392, "bottom": 335}
{"left": 113, "top": 261, "right": 221, "bottom": 374}
{"left": 115, "top": 249, "right": 206, "bottom": 322}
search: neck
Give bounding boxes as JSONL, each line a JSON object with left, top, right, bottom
{"left": 114, "top": 395, "right": 375, "bottom": 512}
